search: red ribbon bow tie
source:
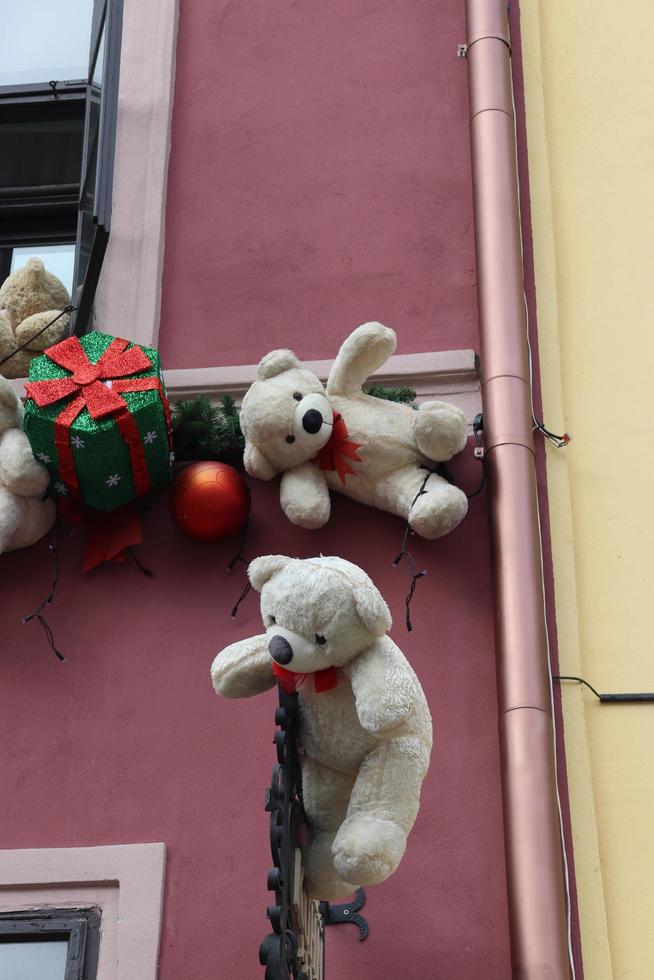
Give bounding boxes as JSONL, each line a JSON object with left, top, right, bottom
{"left": 25, "top": 335, "right": 171, "bottom": 500}
{"left": 272, "top": 662, "right": 339, "bottom": 694}
{"left": 311, "top": 412, "right": 362, "bottom": 484}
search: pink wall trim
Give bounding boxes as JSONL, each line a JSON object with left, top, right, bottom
{"left": 92, "top": 0, "right": 179, "bottom": 349}
{"left": 163, "top": 347, "right": 481, "bottom": 421}
{"left": 0, "top": 843, "right": 166, "bottom": 980}
{"left": 10, "top": 347, "right": 481, "bottom": 428}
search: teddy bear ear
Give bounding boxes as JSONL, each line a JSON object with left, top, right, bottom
{"left": 248, "top": 555, "right": 292, "bottom": 592}
{"left": 257, "top": 349, "right": 301, "bottom": 380}
{"left": 243, "top": 442, "right": 278, "bottom": 481}
{"left": 353, "top": 586, "right": 392, "bottom": 636}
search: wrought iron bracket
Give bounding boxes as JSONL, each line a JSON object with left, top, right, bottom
{"left": 320, "top": 888, "right": 369, "bottom": 942}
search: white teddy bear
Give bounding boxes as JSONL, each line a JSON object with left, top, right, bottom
{"left": 211, "top": 555, "right": 433, "bottom": 901}
{"left": 0, "top": 376, "right": 55, "bottom": 553}
{"left": 239, "top": 322, "right": 469, "bottom": 539}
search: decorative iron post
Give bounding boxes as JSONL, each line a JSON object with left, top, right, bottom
{"left": 259, "top": 686, "right": 325, "bottom": 980}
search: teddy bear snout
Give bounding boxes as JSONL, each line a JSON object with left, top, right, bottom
{"left": 268, "top": 634, "right": 293, "bottom": 665}
{"left": 302, "top": 409, "right": 323, "bottom": 434}
{"left": 265, "top": 624, "right": 328, "bottom": 671}
{"left": 292, "top": 392, "right": 333, "bottom": 450}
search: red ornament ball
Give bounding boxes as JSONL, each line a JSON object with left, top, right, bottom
{"left": 169, "top": 462, "right": 250, "bottom": 541}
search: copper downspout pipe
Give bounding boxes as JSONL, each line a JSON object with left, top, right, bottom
{"left": 463, "top": 2, "right": 571, "bottom": 977}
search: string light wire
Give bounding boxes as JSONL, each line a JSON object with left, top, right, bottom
{"left": 0, "top": 305, "right": 75, "bottom": 370}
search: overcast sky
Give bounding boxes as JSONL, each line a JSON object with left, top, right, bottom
{"left": 0, "top": 0, "right": 93, "bottom": 86}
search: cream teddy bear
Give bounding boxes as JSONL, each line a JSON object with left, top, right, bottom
{"left": 0, "top": 376, "right": 55, "bottom": 553}
{"left": 240, "top": 322, "right": 469, "bottom": 539}
{"left": 0, "top": 258, "right": 71, "bottom": 379}
{"left": 212, "top": 555, "right": 433, "bottom": 901}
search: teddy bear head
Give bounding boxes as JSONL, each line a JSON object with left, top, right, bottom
{"left": 0, "top": 257, "right": 70, "bottom": 330}
{"left": 248, "top": 554, "right": 392, "bottom": 672}
{"left": 239, "top": 349, "right": 334, "bottom": 480}
{"left": 0, "top": 375, "right": 23, "bottom": 434}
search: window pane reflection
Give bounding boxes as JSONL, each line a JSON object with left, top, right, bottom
{"left": 10, "top": 244, "right": 76, "bottom": 295}
{"left": 0, "top": 940, "right": 67, "bottom": 980}
{"left": 0, "top": 0, "right": 93, "bottom": 86}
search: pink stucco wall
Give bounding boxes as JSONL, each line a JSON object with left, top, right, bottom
{"left": 0, "top": 1, "right": 516, "bottom": 978}
{"left": 1, "top": 463, "right": 509, "bottom": 979}
{"left": 158, "top": 0, "right": 478, "bottom": 369}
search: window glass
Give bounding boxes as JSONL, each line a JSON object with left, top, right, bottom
{"left": 0, "top": 117, "right": 85, "bottom": 190}
{"left": 10, "top": 245, "right": 76, "bottom": 294}
{"left": 92, "top": 20, "right": 107, "bottom": 87}
{"left": 0, "top": 0, "right": 93, "bottom": 86}
{"left": 0, "top": 940, "right": 67, "bottom": 980}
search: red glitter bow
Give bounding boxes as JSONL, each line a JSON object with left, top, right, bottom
{"left": 311, "top": 412, "right": 362, "bottom": 484}
{"left": 272, "top": 662, "right": 338, "bottom": 694}
{"left": 25, "top": 335, "right": 171, "bottom": 500}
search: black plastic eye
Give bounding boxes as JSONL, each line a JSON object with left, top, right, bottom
{"left": 286, "top": 435, "right": 295, "bottom": 444}
{"left": 293, "top": 392, "right": 303, "bottom": 401}
{"left": 315, "top": 634, "right": 326, "bottom": 645}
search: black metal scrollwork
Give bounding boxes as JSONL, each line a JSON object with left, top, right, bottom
{"left": 259, "top": 684, "right": 369, "bottom": 979}
{"left": 259, "top": 685, "right": 314, "bottom": 980}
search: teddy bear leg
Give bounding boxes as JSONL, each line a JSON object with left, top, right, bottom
{"left": 412, "top": 400, "right": 468, "bottom": 462}
{"left": 408, "top": 472, "right": 468, "bottom": 539}
{"left": 302, "top": 756, "right": 358, "bottom": 901}
{"left": 332, "top": 735, "right": 430, "bottom": 887}
{"left": 379, "top": 465, "right": 467, "bottom": 539}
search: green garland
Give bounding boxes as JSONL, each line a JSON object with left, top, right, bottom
{"left": 364, "top": 384, "right": 417, "bottom": 407}
{"left": 172, "top": 386, "right": 418, "bottom": 464}
{"left": 172, "top": 395, "right": 245, "bottom": 464}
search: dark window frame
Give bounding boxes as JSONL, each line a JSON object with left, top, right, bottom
{"left": 0, "top": 907, "right": 101, "bottom": 980}
{"left": 0, "top": 0, "right": 124, "bottom": 337}
{"left": 73, "top": 0, "right": 124, "bottom": 333}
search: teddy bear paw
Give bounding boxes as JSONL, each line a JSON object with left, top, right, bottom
{"left": 303, "top": 833, "right": 359, "bottom": 901}
{"left": 332, "top": 816, "right": 407, "bottom": 886}
{"left": 413, "top": 400, "right": 468, "bottom": 461}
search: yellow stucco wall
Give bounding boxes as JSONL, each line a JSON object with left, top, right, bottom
{"left": 520, "top": 4, "right": 654, "bottom": 978}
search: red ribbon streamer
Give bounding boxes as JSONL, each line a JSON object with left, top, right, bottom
{"left": 83, "top": 502, "right": 143, "bottom": 573}
{"left": 25, "top": 336, "right": 172, "bottom": 499}
{"left": 57, "top": 497, "right": 144, "bottom": 573}
{"left": 311, "top": 412, "right": 362, "bottom": 484}
{"left": 272, "top": 662, "right": 338, "bottom": 694}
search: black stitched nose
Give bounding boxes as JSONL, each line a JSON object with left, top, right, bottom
{"left": 302, "top": 409, "right": 323, "bottom": 434}
{"left": 268, "top": 635, "right": 293, "bottom": 665}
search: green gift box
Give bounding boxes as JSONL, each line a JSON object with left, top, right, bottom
{"left": 24, "top": 331, "right": 173, "bottom": 512}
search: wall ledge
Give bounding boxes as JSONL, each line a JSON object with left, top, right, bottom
{"left": 163, "top": 348, "right": 481, "bottom": 422}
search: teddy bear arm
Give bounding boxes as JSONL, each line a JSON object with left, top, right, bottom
{"left": 326, "top": 322, "right": 397, "bottom": 396}
{"left": 346, "top": 639, "right": 418, "bottom": 734}
{"left": 280, "top": 463, "right": 330, "bottom": 529}
{"left": 0, "top": 429, "right": 51, "bottom": 496}
{"left": 0, "top": 317, "right": 23, "bottom": 375}
{"left": 15, "top": 310, "right": 71, "bottom": 351}
{"left": 211, "top": 634, "right": 275, "bottom": 699}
